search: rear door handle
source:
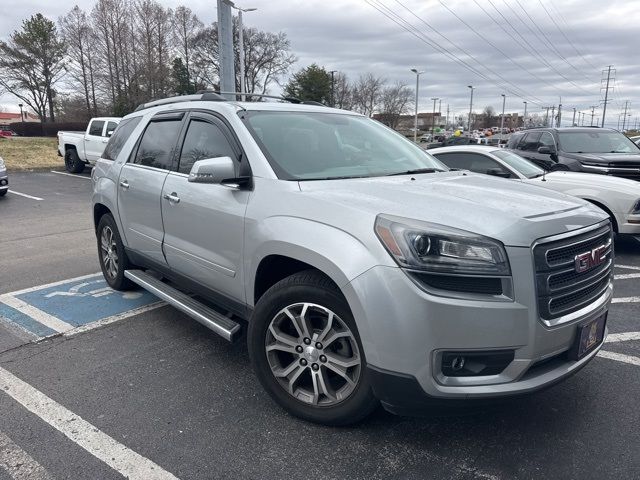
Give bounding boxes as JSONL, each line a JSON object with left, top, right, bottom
{"left": 119, "top": 180, "right": 129, "bottom": 189}
{"left": 163, "top": 192, "right": 180, "bottom": 204}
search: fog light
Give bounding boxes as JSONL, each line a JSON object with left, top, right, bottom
{"left": 0, "top": 179, "right": 6, "bottom": 186}
{"left": 441, "top": 350, "right": 514, "bottom": 377}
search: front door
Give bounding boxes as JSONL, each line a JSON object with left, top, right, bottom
{"left": 161, "top": 112, "right": 250, "bottom": 302}
{"left": 117, "top": 113, "right": 184, "bottom": 265}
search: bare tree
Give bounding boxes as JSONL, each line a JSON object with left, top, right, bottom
{"left": 333, "top": 72, "right": 353, "bottom": 110}
{"left": 172, "top": 6, "right": 203, "bottom": 92}
{"left": 192, "top": 19, "right": 296, "bottom": 96}
{"left": 0, "top": 13, "right": 66, "bottom": 122}
{"left": 377, "top": 82, "right": 413, "bottom": 129}
{"left": 59, "top": 6, "right": 99, "bottom": 118}
{"left": 352, "top": 73, "right": 385, "bottom": 117}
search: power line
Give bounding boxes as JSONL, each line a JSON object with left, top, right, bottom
{"left": 363, "top": 0, "right": 544, "bottom": 105}
{"left": 486, "top": 0, "right": 595, "bottom": 97}
{"left": 512, "top": 0, "right": 597, "bottom": 85}
{"left": 536, "top": 0, "right": 600, "bottom": 80}
{"left": 498, "top": 0, "right": 595, "bottom": 96}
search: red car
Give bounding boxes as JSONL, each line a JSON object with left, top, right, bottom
{"left": 0, "top": 130, "right": 15, "bottom": 138}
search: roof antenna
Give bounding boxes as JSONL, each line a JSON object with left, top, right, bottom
{"left": 542, "top": 168, "right": 547, "bottom": 182}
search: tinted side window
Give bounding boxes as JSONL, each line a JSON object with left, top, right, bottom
{"left": 435, "top": 152, "right": 511, "bottom": 176}
{"left": 178, "top": 120, "right": 237, "bottom": 174}
{"left": 133, "top": 120, "right": 182, "bottom": 170}
{"left": 519, "top": 132, "right": 542, "bottom": 151}
{"left": 103, "top": 117, "right": 142, "bottom": 161}
{"left": 89, "top": 120, "right": 104, "bottom": 136}
{"left": 539, "top": 132, "right": 555, "bottom": 148}
{"left": 105, "top": 121, "right": 118, "bottom": 137}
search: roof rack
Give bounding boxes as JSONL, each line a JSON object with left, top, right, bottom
{"left": 206, "top": 90, "right": 327, "bottom": 107}
{"left": 134, "top": 92, "right": 226, "bottom": 112}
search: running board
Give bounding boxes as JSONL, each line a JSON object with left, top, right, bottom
{"left": 124, "top": 269, "right": 241, "bottom": 342}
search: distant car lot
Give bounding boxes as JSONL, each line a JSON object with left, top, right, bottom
{"left": 0, "top": 171, "right": 638, "bottom": 479}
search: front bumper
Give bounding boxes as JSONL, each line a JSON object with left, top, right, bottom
{"left": 618, "top": 212, "right": 640, "bottom": 235}
{"left": 0, "top": 168, "right": 8, "bottom": 191}
{"left": 343, "top": 248, "right": 611, "bottom": 412}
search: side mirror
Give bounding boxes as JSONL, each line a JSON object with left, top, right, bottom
{"left": 188, "top": 156, "right": 237, "bottom": 185}
{"left": 486, "top": 168, "right": 511, "bottom": 178}
{"left": 106, "top": 130, "right": 114, "bottom": 137}
{"left": 538, "top": 145, "right": 556, "bottom": 155}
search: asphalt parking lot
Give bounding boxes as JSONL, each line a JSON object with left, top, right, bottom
{"left": 0, "top": 171, "right": 639, "bottom": 480}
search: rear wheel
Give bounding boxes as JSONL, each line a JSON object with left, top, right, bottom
{"left": 248, "top": 270, "right": 378, "bottom": 426}
{"left": 64, "top": 149, "right": 85, "bottom": 173}
{"left": 97, "top": 213, "right": 134, "bottom": 290}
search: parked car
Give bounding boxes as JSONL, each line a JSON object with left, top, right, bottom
{"left": 0, "top": 130, "right": 15, "bottom": 138}
{"left": 0, "top": 156, "right": 7, "bottom": 196}
{"left": 58, "top": 117, "right": 121, "bottom": 173}
{"left": 418, "top": 133, "right": 432, "bottom": 143}
{"left": 628, "top": 135, "right": 640, "bottom": 146}
{"left": 507, "top": 127, "right": 640, "bottom": 181}
{"left": 431, "top": 145, "right": 640, "bottom": 235}
{"left": 92, "top": 92, "right": 611, "bottom": 425}
{"left": 425, "top": 135, "right": 476, "bottom": 149}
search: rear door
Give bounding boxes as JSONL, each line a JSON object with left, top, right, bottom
{"left": 84, "top": 119, "right": 105, "bottom": 162}
{"left": 161, "top": 111, "right": 250, "bottom": 302}
{"left": 117, "top": 112, "right": 185, "bottom": 265}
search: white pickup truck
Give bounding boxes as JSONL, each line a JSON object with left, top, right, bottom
{"left": 58, "top": 117, "right": 121, "bottom": 173}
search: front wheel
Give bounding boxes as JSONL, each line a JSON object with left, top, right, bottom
{"left": 248, "top": 271, "right": 378, "bottom": 426}
{"left": 64, "top": 149, "right": 85, "bottom": 173}
{"left": 97, "top": 213, "right": 134, "bottom": 291}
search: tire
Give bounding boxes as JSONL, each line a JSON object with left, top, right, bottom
{"left": 97, "top": 213, "right": 134, "bottom": 291}
{"left": 248, "top": 270, "right": 378, "bottom": 426}
{"left": 64, "top": 149, "right": 85, "bottom": 173}
{"left": 0, "top": 190, "right": 6, "bottom": 197}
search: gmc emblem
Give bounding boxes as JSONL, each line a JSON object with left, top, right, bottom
{"left": 574, "top": 245, "right": 608, "bottom": 273}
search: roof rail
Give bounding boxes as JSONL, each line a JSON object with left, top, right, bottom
{"left": 210, "top": 91, "right": 327, "bottom": 107}
{"left": 134, "top": 92, "right": 226, "bottom": 112}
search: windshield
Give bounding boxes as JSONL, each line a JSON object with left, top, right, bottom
{"left": 240, "top": 111, "right": 448, "bottom": 180}
{"left": 558, "top": 130, "right": 640, "bottom": 153}
{"left": 492, "top": 149, "right": 544, "bottom": 178}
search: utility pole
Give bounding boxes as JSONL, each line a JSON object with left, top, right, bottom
{"left": 431, "top": 97, "right": 439, "bottom": 137}
{"left": 590, "top": 106, "right": 597, "bottom": 126}
{"left": 217, "top": 0, "right": 235, "bottom": 99}
{"left": 601, "top": 65, "right": 613, "bottom": 128}
{"left": 467, "top": 85, "right": 474, "bottom": 133}
{"left": 499, "top": 94, "right": 506, "bottom": 135}
{"left": 621, "top": 100, "right": 630, "bottom": 131}
{"left": 446, "top": 104, "right": 450, "bottom": 129}
{"left": 551, "top": 106, "right": 556, "bottom": 127}
{"left": 557, "top": 98, "right": 562, "bottom": 127}
{"left": 544, "top": 107, "right": 550, "bottom": 126}
{"left": 523, "top": 101, "right": 527, "bottom": 128}
{"left": 572, "top": 108, "right": 576, "bottom": 127}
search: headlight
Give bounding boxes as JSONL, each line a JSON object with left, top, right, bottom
{"left": 632, "top": 199, "right": 640, "bottom": 214}
{"left": 375, "top": 214, "right": 511, "bottom": 275}
{"left": 0, "top": 157, "right": 5, "bottom": 168}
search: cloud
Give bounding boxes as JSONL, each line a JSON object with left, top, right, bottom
{"left": 1, "top": 0, "right": 637, "bottom": 128}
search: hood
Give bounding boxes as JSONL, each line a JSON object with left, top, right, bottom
{"left": 542, "top": 171, "right": 640, "bottom": 195}
{"left": 298, "top": 171, "right": 608, "bottom": 247}
{"left": 562, "top": 151, "right": 640, "bottom": 165}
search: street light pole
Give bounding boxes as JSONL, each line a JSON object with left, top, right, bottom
{"left": 225, "top": 1, "right": 257, "bottom": 101}
{"left": 431, "top": 97, "right": 439, "bottom": 138}
{"left": 523, "top": 101, "right": 527, "bottom": 128}
{"left": 467, "top": 85, "right": 474, "bottom": 133}
{"left": 500, "top": 94, "right": 506, "bottom": 137}
{"left": 410, "top": 69, "right": 424, "bottom": 142}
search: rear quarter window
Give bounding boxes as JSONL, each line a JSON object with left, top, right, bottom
{"left": 103, "top": 117, "right": 142, "bottom": 161}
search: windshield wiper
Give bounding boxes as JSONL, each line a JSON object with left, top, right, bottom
{"left": 386, "top": 168, "right": 445, "bottom": 176}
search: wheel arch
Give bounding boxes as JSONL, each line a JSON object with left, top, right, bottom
{"left": 584, "top": 199, "right": 618, "bottom": 233}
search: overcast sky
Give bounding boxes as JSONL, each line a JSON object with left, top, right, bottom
{"left": 1, "top": 0, "right": 637, "bottom": 128}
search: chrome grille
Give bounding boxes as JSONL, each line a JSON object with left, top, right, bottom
{"left": 533, "top": 223, "right": 613, "bottom": 320}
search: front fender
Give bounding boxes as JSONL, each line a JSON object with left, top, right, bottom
{"left": 245, "top": 216, "right": 390, "bottom": 306}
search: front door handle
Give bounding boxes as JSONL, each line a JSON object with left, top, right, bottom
{"left": 163, "top": 192, "right": 180, "bottom": 204}
{"left": 119, "top": 180, "right": 129, "bottom": 189}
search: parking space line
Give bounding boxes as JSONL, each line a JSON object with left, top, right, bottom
{"left": 598, "top": 350, "right": 640, "bottom": 366}
{"left": 614, "top": 273, "right": 640, "bottom": 280}
{"left": 0, "top": 431, "right": 54, "bottom": 480}
{"left": 50, "top": 171, "right": 91, "bottom": 180}
{"left": 0, "top": 296, "right": 73, "bottom": 334}
{"left": 615, "top": 264, "right": 640, "bottom": 271}
{"left": 3, "top": 273, "right": 101, "bottom": 297}
{"left": 605, "top": 332, "right": 640, "bottom": 343}
{"left": 0, "top": 367, "right": 179, "bottom": 480}
{"left": 7, "top": 191, "right": 43, "bottom": 201}
{"left": 612, "top": 296, "right": 640, "bottom": 304}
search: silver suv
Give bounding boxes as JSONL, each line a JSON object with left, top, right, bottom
{"left": 92, "top": 92, "right": 613, "bottom": 425}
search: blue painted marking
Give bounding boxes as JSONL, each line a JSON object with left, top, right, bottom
{"left": 15, "top": 274, "right": 158, "bottom": 328}
{"left": 0, "top": 303, "right": 57, "bottom": 337}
